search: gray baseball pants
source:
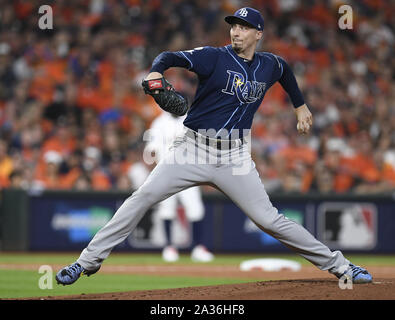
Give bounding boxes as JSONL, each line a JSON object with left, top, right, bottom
{"left": 78, "top": 127, "right": 349, "bottom": 277}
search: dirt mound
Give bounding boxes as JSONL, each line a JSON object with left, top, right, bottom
{"left": 34, "top": 278, "right": 395, "bottom": 300}
{"left": 2, "top": 263, "right": 394, "bottom": 300}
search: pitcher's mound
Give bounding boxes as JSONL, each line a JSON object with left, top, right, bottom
{"left": 42, "top": 278, "right": 395, "bottom": 300}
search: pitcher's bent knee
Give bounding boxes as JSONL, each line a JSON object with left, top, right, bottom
{"left": 252, "top": 211, "right": 285, "bottom": 236}
{"left": 131, "top": 181, "right": 174, "bottom": 208}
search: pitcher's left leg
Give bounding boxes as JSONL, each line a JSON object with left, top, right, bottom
{"left": 212, "top": 159, "right": 349, "bottom": 276}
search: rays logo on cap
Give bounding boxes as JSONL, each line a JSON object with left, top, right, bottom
{"left": 225, "top": 7, "right": 265, "bottom": 31}
{"left": 238, "top": 8, "right": 248, "bottom": 17}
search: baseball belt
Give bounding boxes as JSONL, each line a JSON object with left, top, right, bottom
{"left": 185, "top": 128, "right": 246, "bottom": 150}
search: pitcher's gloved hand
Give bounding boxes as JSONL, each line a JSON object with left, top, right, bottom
{"left": 142, "top": 77, "right": 189, "bottom": 116}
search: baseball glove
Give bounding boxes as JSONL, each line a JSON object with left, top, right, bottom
{"left": 141, "top": 77, "right": 188, "bottom": 116}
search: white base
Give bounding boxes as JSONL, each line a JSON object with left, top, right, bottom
{"left": 239, "top": 258, "right": 301, "bottom": 272}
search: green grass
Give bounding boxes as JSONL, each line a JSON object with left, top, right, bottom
{"left": 1, "top": 252, "right": 395, "bottom": 266}
{"left": 0, "top": 252, "right": 301, "bottom": 265}
{"left": 1, "top": 252, "right": 394, "bottom": 299}
{"left": 0, "top": 269, "right": 257, "bottom": 299}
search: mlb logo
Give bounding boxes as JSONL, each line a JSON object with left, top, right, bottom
{"left": 317, "top": 202, "right": 377, "bottom": 250}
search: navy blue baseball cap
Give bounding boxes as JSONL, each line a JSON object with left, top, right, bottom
{"left": 225, "top": 7, "right": 264, "bottom": 31}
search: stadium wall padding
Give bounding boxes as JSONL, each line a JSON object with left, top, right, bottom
{"left": 1, "top": 189, "right": 394, "bottom": 253}
{"left": 0, "top": 189, "right": 30, "bottom": 251}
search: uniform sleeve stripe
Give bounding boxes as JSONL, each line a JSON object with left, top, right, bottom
{"left": 271, "top": 53, "right": 283, "bottom": 77}
{"left": 253, "top": 59, "right": 261, "bottom": 80}
{"left": 228, "top": 104, "right": 251, "bottom": 137}
{"left": 216, "top": 105, "right": 241, "bottom": 137}
{"left": 180, "top": 51, "right": 193, "bottom": 70}
{"left": 225, "top": 46, "right": 248, "bottom": 80}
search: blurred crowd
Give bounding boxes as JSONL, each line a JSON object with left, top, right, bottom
{"left": 0, "top": 0, "right": 394, "bottom": 194}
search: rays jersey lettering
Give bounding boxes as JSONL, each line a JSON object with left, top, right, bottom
{"left": 222, "top": 70, "right": 266, "bottom": 104}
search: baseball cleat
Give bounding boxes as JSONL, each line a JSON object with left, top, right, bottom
{"left": 56, "top": 262, "right": 100, "bottom": 285}
{"left": 162, "top": 245, "right": 179, "bottom": 262}
{"left": 191, "top": 245, "right": 214, "bottom": 262}
{"left": 338, "top": 263, "right": 373, "bottom": 284}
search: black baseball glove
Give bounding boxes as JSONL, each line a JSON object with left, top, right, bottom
{"left": 141, "top": 77, "right": 188, "bottom": 116}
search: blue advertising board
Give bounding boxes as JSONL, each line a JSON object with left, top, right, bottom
{"left": 29, "top": 194, "right": 123, "bottom": 250}
{"left": 26, "top": 191, "right": 395, "bottom": 253}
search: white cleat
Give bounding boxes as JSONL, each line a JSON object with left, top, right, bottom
{"left": 162, "top": 245, "right": 179, "bottom": 262}
{"left": 191, "top": 245, "right": 214, "bottom": 262}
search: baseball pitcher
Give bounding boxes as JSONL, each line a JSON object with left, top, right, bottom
{"left": 56, "top": 7, "right": 372, "bottom": 285}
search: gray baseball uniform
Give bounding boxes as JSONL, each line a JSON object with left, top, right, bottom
{"left": 78, "top": 128, "right": 349, "bottom": 277}
{"left": 76, "top": 14, "right": 352, "bottom": 277}
{"left": 55, "top": 7, "right": 374, "bottom": 288}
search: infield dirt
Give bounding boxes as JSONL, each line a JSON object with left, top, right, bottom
{"left": 13, "top": 264, "right": 395, "bottom": 300}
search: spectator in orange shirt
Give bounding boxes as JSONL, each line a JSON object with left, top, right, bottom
{"left": 60, "top": 151, "right": 83, "bottom": 189}
{"left": 73, "top": 173, "right": 92, "bottom": 191}
{"left": 9, "top": 169, "right": 24, "bottom": 188}
{"left": 278, "top": 135, "right": 317, "bottom": 169}
{"left": 319, "top": 138, "right": 355, "bottom": 193}
{"left": 42, "top": 120, "right": 77, "bottom": 158}
{"left": 0, "top": 140, "right": 13, "bottom": 187}
{"left": 82, "top": 146, "right": 111, "bottom": 190}
{"left": 381, "top": 150, "right": 395, "bottom": 187}
{"left": 348, "top": 132, "right": 381, "bottom": 185}
{"left": 310, "top": 161, "right": 335, "bottom": 194}
{"left": 36, "top": 150, "right": 68, "bottom": 190}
